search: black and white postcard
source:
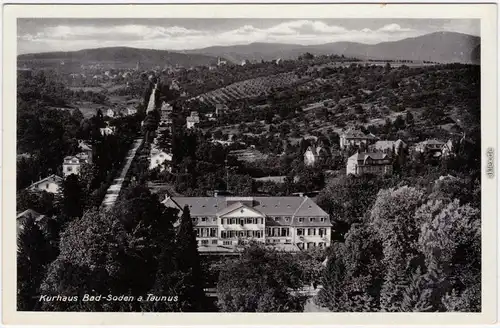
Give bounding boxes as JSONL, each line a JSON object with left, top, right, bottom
{"left": 1, "top": 2, "right": 498, "bottom": 326}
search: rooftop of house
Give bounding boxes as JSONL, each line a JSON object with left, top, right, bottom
{"left": 187, "top": 116, "right": 200, "bottom": 123}
{"left": 342, "top": 129, "right": 378, "bottom": 139}
{"left": 151, "top": 148, "right": 172, "bottom": 157}
{"left": 17, "top": 208, "right": 44, "bottom": 220}
{"left": 78, "top": 140, "right": 92, "bottom": 152}
{"left": 163, "top": 196, "right": 331, "bottom": 226}
{"left": 27, "top": 174, "right": 64, "bottom": 189}
{"left": 17, "top": 153, "right": 33, "bottom": 159}
{"left": 418, "top": 139, "right": 446, "bottom": 146}
{"left": 372, "top": 139, "right": 406, "bottom": 150}
{"left": 349, "top": 152, "right": 391, "bottom": 162}
{"left": 16, "top": 209, "right": 47, "bottom": 234}
{"left": 64, "top": 154, "right": 88, "bottom": 163}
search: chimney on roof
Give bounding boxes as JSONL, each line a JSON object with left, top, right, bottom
{"left": 214, "top": 191, "right": 218, "bottom": 197}
{"left": 298, "top": 192, "right": 304, "bottom": 197}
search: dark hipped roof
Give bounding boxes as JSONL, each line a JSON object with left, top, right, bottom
{"left": 343, "top": 129, "right": 378, "bottom": 139}
{"left": 372, "top": 139, "right": 406, "bottom": 150}
{"left": 163, "top": 196, "right": 331, "bottom": 226}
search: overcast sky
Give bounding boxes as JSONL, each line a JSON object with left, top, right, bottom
{"left": 17, "top": 18, "right": 480, "bottom": 54}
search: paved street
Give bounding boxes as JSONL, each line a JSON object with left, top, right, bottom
{"left": 100, "top": 138, "right": 143, "bottom": 210}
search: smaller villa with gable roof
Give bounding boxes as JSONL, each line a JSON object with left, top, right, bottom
{"left": 346, "top": 152, "right": 393, "bottom": 176}
{"left": 339, "top": 129, "right": 378, "bottom": 150}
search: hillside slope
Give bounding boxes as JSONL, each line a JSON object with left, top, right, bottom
{"left": 186, "top": 32, "right": 480, "bottom": 64}
{"left": 18, "top": 46, "right": 219, "bottom": 69}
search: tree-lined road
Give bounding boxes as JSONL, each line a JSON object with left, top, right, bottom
{"left": 100, "top": 138, "right": 143, "bottom": 210}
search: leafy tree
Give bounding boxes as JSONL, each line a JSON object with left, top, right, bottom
{"left": 415, "top": 199, "right": 480, "bottom": 311}
{"left": 174, "top": 205, "right": 206, "bottom": 311}
{"left": 17, "top": 215, "right": 52, "bottom": 311}
{"left": 296, "top": 167, "right": 325, "bottom": 192}
{"left": 17, "top": 190, "right": 57, "bottom": 216}
{"left": 40, "top": 210, "right": 129, "bottom": 311}
{"left": 354, "top": 104, "right": 364, "bottom": 114}
{"left": 217, "top": 245, "right": 305, "bottom": 312}
{"left": 369, "top": 186, "right": 426, "bottom": 312}
{"left": 393, "top": 115, "right": 406, "bottom": 131}
{"left": 319, "top": 223, "right": 383, "bottom": 311}
{"left": 316, "top": 175, "right": 387, "bottom": 240}
{"left": 62, "top": 175, "right": 83, "bottom": 219}
{"left": 113, "top": 183, "right": 179, "bottom": 310}
{"left": 405, "top": 111, "right": 415, "bottom": 127}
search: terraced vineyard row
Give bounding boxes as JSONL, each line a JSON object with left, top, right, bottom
{"left": 297, "top": 78, "right": 332, "bottom": 91}
{"left": 194, "top": 72, "right": 303, "bottom": 106}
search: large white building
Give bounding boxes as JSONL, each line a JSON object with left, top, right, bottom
{"left": 162, "top": 196, "right": 332, "bottom": 251}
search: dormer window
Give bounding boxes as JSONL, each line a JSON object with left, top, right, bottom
{"left": 320, "top": 217, "right": 325, "bottom": 222}
{"left": 298, "top": 218, "right": 304, "bottom": 223}
{"left": 310, "top": 217, "right": 314, "bottom": 222}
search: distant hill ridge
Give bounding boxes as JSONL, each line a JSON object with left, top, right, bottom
{"left": 18, "top": 31, "right": 480, "bottom": 67}
{"left": 185, "top": 31, "right": 480, "bottom": 64}
{"left": 18, "top": 46, "right": 219, "bottom": 68}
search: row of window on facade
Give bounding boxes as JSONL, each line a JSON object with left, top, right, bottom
{"left": 297, "top": 242, "right": 327, "bottom": 250}
{"left": 192, "top": 216, "right": 327, "bottom": 224}
{"left": 195, "top": 227, "right": 328, "bottom": 238}
{"left": 197, "top": 239, "right": 327, "bottom": 249}
{"left": 194, "top": 228, "right": 263, "bottom": 239}
{"left": 221, "top": 230, "right": 264, "bottom": 239}
{"left": 269, "top": 227, "right": 329, "bottom": 237}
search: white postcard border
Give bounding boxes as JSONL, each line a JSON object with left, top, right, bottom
{"left": 2, "top": 3, "right": 498, "bottom": 325}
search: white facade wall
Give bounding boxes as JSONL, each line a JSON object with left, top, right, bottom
{"left": 63, "top": 163, "right": 81, "bottom": 177}
{"left": 31, "top": 180, "right": 61, "bottom": 194}
{"left": 192, "top": 211, "right": 331, "bottom": 250}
